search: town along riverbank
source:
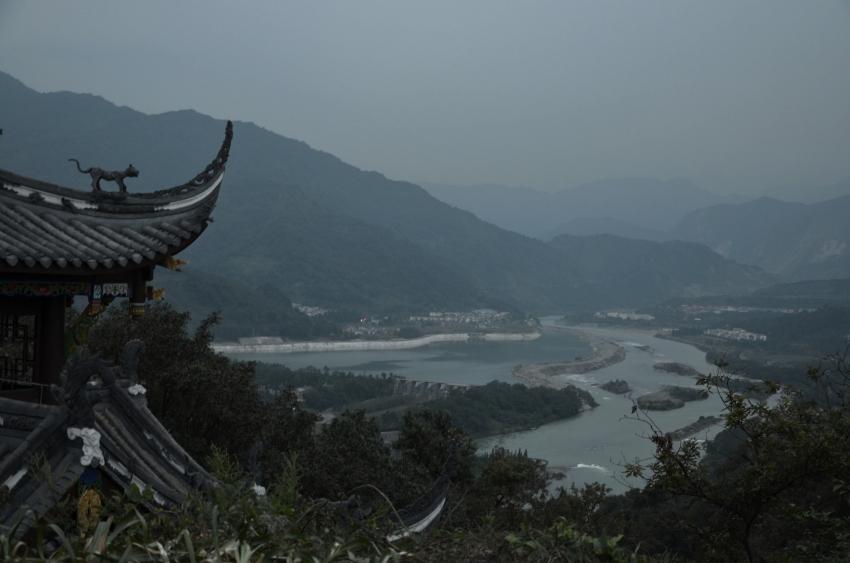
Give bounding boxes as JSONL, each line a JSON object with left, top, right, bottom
{"left": 511, "top": 328, "right": 626, "bottom": 389}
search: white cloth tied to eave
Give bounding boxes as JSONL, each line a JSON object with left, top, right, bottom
{"left": 67, "top": 426, "right": 105, "bottom": 466}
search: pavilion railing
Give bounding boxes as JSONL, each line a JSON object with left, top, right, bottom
{"left": 0, "top": 315, "right": 37, "bottom": 385}
{"left": 0, "top": 377, "right": 50, "bottom": 404}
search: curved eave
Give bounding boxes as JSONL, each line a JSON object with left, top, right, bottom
{"left": 0, "top": 180, "right": 220, "bottom": 275}
{"left": 0, "top": 121, "right": 231, "bottom": 276}
{"left": 0, "top": 120, "right": 232, "bottom": 212}
{"left": 0, "top": 169, "right": 222, "bottom": 219}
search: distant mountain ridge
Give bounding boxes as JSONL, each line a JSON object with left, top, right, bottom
{"left": 758, "top": 177, "right": 850, "bottom": 204}
{"left": 548, "top": 235, "right": 774, "bottom": 308}
{"left": 421, "top": 178, "right": 746, "bottom": 240}
{"left": 670, "top": 196, "right": 850, "bottom": 281}
{"left": 540, "top": 217, "right": 669, "bottom": 242}
{"left": 0, "top": 70, "right": 774, "bottom": 314}
{"left": 423, "top": 175, "right": 850, "bottom": 282}
{"left": 422, "top": 178, "right": 850, "bottom": 243}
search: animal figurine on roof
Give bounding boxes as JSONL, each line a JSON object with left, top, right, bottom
{"left": 68, "top": 158, "right": 139, "bottom": 193}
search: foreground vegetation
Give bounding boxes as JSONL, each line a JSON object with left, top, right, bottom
{"left": 255, "top": 361, "right": 595, "bottom": 437}
{"left": 428, "top": 381, "right": 596, "bottom": 437}
{"left": 254, "top": 362, "right": 401, "bottom": 412}
{"left": 4, "top": 480, "right": 647, "bottom": 562}
{"left": 16, "top": 301, "right": 842, "bottom": 561}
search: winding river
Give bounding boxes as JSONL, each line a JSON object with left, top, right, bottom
{"left": 225, "top": 318, "right": 726, "bottom": 493}
{"left": 479, "top": 320, "right": 724, "bottom": 493}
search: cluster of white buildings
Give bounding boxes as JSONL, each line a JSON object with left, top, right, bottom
{"left": 595, "top": 311, "right": 655, "bottom": 321}
{"left": 704, "top": 328, "right": 767, "bottom": 341}
{"left": 343, "top": 325, "right": 392, "bottom": 337}
{"left": 292, "top": 303, "right": 328, "bottom": 316}
{"left": 409, "top": 308, "right": 511, "bottom": 325}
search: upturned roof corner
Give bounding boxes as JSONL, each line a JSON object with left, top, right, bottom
{"left": 0, "top": 121, "right": 232, "bottom": 276}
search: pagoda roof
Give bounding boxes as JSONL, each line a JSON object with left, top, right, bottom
{"left": 0, "top": 121, "right": 232, "bottom": 276}
{"left": 0, "top": 342, "right": 215, "bottom": 539}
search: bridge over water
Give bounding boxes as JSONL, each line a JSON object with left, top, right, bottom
{"left": 393, "top": 379, "right": 474, "bottom": 399}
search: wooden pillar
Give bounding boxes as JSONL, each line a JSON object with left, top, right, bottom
{"left": 129, "top": 268, "right": 149, "bottom": 321}
{"left": 36, "top": 295, "right": 65, "bottom": 389}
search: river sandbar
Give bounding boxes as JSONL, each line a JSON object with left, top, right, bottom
{"left": 511, "top": 328, "right": 626, "bottom": 389}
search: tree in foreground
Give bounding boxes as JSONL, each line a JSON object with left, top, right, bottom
{"left": 621, "top": 353, "right": 850, "bottom": 562}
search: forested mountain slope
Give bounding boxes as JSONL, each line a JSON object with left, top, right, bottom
{"left": 153, "top": 268, "right": 341, "bottom": 341}
{"left": 191, "top": 172, "right": 494, "bottom": 312}
{"left": 206, "top": 120, "right": 587, "bottom": 310}
{"left": 548, "top": 234, "right": 775, "bottom": 308}
{"left": 750, "top": 277, "right": 850, "bottom": 307}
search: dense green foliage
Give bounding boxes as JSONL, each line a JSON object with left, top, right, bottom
{"left": 397, "top": 326, "right": 424, "bottom": 339}
{"left": 662, "top": 305, "right": 850, "bottom": 386}
{"left": 254, "top": 362, "right": 399, "bottom": 411}
{"left": 255, "top": 362, "right": 596, "bottom": 437}
{"left": 86, "top": 302, "right": 435, "bottom": 509}
{"left": 155, "top": 268, "right": 343, "bottom": 341}
{"left": 652, "top": 362, "right": 698, "bottom": 376}
{"left": 635, "top": 386, "right": 706, "bottom": 411}
{"left": 665, "top": 305, "right": 850, "bottom": 356}
{"left": 616, "top": 360, "right": 850, "bottom": 562}
{"left": 600, "top": 380, "right": 631, "bottom": 394}
{"left": 2, "top": 487, "right": 649, "bottom": 562}
{"left": 737, "top": 305, "right": 850, "bottom": 355}
{"left": 86, "top": 303, "right": 259, "bottom": 461}
{"left": 434, "top": 381, "right": 597, "bottom": 438}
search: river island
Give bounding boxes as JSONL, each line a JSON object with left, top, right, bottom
{"left": 510, "top": 328, "right": 626, "bottom": 389}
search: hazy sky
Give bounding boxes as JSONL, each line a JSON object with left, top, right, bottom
{"left": 1, "top": 1, "right": 849, "bottom": 193}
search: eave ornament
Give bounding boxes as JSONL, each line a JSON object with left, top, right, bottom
{"left": 161, "top": 257, "right": 190, "bottom": 271}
